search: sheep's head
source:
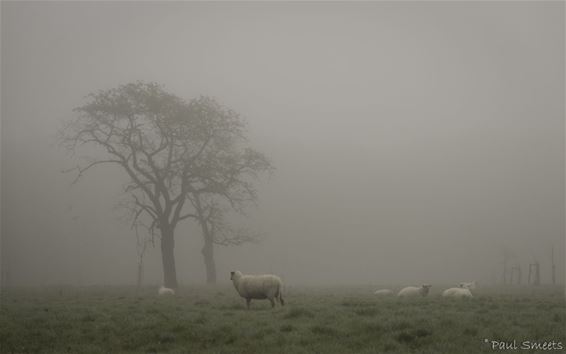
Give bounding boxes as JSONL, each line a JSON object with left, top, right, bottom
{"left": 421, "top": 284, "right": 432, "bottom": 296}
{"left": 230, "top": 271, "right": 241, "bottom": 280}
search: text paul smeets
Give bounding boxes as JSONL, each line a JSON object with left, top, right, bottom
{"left": 487, "top": 339, "right": 563, "bottom": 351}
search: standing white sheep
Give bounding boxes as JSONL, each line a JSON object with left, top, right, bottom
{"left": 158, "top": 285, "right": 175, "bottom": 296}
{"left": 230, "top": 271, "right": 285, "bottom": 309}
{"left": 442, "top": 287, "right": 473, "bottom": 298}
{"left": 397, "top": 285, "right": 432, "bottom": 298}
{"left": 374, "top": 289, "right": 393, "bottom": 296}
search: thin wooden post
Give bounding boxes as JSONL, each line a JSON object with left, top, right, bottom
{"left": 550, "top": 246, "right": 556, "bottom": 285}
{"left": 503, "top": 255, "right": 509, "bottom": 285}
{"left": 528, "top": 262, "right": 541, "bottom": 286}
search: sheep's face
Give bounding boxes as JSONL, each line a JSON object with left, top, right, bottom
{"left": 460, "top": 282, "right": 476, "bottom": 289}
{"left": 230, "top": 271, "right": 242, "bottom": 281}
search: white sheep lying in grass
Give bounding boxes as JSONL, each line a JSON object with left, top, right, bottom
{"left": 459, "top": 281, "right": 476, "bottom": 290}
{"left": 374, "top": 289, "right": 393, "bottom": 296}
{"left": 442, "top": 287, "right": 473, "bottom": 298}
{"left": 158, "top": 286, "right": 175, "bottom": 296}
{"left": 398, "top": 285, "right": 432, "bottom": 298}
{"left": 230, "top": 270, "right": 285, "bottom": 309}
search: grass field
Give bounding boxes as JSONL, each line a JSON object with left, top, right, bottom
{"left": 0, "top": 285, "right": 564, "bottom": 353}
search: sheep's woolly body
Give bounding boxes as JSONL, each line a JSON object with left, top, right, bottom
{"left": 397, "top": 285, "right": 431, "bottom": 298}
{"left": 158, "top": 286, "right": 175, "bottom": 295}
{"left": 374, "top": 289, "right": 393, "bottom": 296}
{"left": 231, "top": 271, "right": 284, "bottom": 308}
{"left": 442, "top": 287, "right": 473, "bottom": 298}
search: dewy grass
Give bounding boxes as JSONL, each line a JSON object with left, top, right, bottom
{"left": 0, "top": 285, "right": 564, "bottom": 353}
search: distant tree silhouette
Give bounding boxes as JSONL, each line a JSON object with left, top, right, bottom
{"left": 59, "top": 82, "right": 272, "bottom": 287}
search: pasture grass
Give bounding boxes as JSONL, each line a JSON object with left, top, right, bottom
{"left": 0, "top": 285, "right": 564, "bottom": 353}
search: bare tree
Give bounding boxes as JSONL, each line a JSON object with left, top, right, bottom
{"left": 189, "top": 194, "right": 261, "bottom": 284}
{"left": 184, "top": 121, "right": 272, "bottom": 284}
{"left": 59, "top": 82, "right": 264, "bottom": 288}
{"left": 510, "top": 265, "right": 522, "bottom": 285}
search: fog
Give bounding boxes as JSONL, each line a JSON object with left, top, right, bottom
{"left": 1, "top": 2, "right": 564, "bottom": 287}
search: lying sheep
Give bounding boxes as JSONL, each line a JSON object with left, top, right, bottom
{"left": 442, "top": 287, "right": 473, "bottom": 298}
{"left": 230, "top": 270, "right": 285, "bottom": 309}
{"left": 158, "top": 285, "right": 175, "bottom": 296}
{"left": 374, "top": 289, "right": 393, "bottom": 296}
{"left": 398, "top": 285, "right": 432, "bottom": 298}
{"left": 459, "top": 281, "right": 476, "bottom": 290}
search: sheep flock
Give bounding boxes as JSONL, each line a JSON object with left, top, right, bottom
{"left": 375, "top": 281, "right": 476, "bottom": 300}
{"left": 155, "top": 274, "right": 477, "bottom": 308}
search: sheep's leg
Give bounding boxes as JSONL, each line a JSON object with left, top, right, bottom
{"left": 269, "top": 297, "right": 275, "bottom": 308}
{"left": 275, "top": 289, "right": 284, "bottom": 306}
{"left": 246, "top": 298, "right": 251, "bottom": 309}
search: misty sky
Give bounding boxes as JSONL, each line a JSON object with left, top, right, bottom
{"left": 1, "top": 2, "right": 564, "bottom": 287}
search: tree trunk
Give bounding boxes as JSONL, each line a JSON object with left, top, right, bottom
{"left": 160, "top": 226, "right": 178, "bottom": 289}
{"left": 202, "top": 236, "right": 217, "bottom": 284}
{"left": 136, "top": 261, "right": 143, "bottom": 290}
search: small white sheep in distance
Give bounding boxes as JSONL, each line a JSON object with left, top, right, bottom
{"left": 374, "top": 289, "right": 393, "bottom": 296}
{"left": 442, "top": 287, "right": 473, "bottom": 298}
{"left": 158, "top": 285, "right": 175, "bottom": 296}
{"left": 398, "top": 284, "right": 432, "bottom": 298}
{"left": 230, "top": 270, "right": 285, "bottom": 309}
{"left": 459, "top": 281, "right": 476, "bottom": 290}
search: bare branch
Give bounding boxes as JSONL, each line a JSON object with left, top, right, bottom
{"left": 65, "top": 159, "right": 122, "bottom": 185}
{"left": 177, "top": 213, "right": 198, "bottom": 222}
